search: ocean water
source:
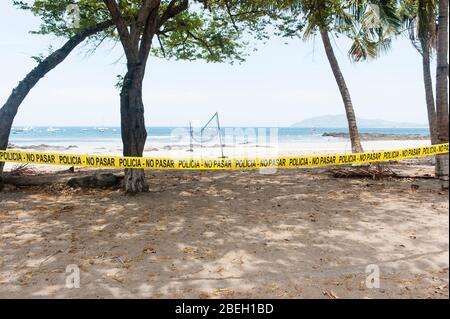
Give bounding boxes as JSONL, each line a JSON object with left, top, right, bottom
{"left": 8, "top": 126, "right": 430, "bottom": 157}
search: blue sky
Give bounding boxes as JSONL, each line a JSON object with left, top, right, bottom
{"left": 0, "top": 1, "right": 433, "bottom": 127}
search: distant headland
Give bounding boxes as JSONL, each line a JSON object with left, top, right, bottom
{"left": 291, "top": 115, "right": 428, "bottom": 128}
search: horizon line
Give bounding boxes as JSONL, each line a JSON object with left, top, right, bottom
{"left": 11, "top": 125, "right": 429, "bottom": 129}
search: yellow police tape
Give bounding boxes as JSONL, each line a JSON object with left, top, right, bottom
{"left": 0, "top": 143, "right": 448, "bottom": 170}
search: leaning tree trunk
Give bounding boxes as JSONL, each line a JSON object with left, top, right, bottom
{"left": 435, "top": 0, "right": 449, "bottom": 181}
{"left": 421, "top": 46, "right": 439, "bottom": 145}
{"left": 320, "top": 28, "right": 364, "bottom": 153}
{"left": 0, "top": 20, "right": 112, "bottom": 191}
{"left": 120, "top": 65, "right": 149, "bottom": 193}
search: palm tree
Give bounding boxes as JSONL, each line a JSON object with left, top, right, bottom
{"left": 277, "top": 0, "right": 365, "bottom": 152}
{"left": 318, "top": 27, "right": 363, "bottom": 153}
{"left": 435, "top": 0, "right": 449, "bottom": 181}
{"left": 304, "top": 0, "right": 399, "bottom": 153}
{"left": 399, "top": 0, "right": 439, "bottom": 144}
{"left": 254, "top": 0, "right": 398, "bottom": 153}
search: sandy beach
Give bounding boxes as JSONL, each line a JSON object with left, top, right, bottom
{"left": 0, "top": 157, "right": 448, "bottom": 299}
{"left": 2, "top": 0, "right": 450, "bottom": 305}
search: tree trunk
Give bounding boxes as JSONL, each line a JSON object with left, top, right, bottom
{"left": 421, "top": 46, "right": 439, "bottom": 144}
{"left": 121, "top": 65, "right": 149, "bottom": 193}
{"left": 320, "top": 28, "right": 364, "bottom": 153}
{"left": 0, "top": 20, "right": 112, "bottom": 191}
{"left": 435, "top": 0, "right": 449, "bottom": 181}
{"left": 104, "top": 1, "right": 161, "bottom": 193}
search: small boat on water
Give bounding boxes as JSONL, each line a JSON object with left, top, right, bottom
{"left": 47, "top": 127, "right": 59, "bottom": 133}
{"left": 97, "top": 127, "right": 109, "bottom": 132}
{"left": 13, "top": 126, "right": 33, "bottom": 133}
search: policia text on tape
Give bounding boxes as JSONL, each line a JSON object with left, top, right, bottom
{"left": 0, "top": 143, "right": 448, "bottom": 171}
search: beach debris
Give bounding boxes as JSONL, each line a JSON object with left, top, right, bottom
{"left": 143, "top": 247, "right": 157, "bottom": 254}
{"left": 328, "top": 164, "right": 399, "bottom": 179}
{"left": 8, "top": 164, "right": 36, "bottom": 176}
{"left": 323, "top": 289, "right": 339, "bottom": 299}
{"left": 67, "top": 173, "right": 123, "bottom": 189}
{"left": 213, "top": 288, "right": 236, "bottom": 298}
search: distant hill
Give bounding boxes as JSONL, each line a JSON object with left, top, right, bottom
{"left": 291, "top": 115, "right": 428, "bottom": 128}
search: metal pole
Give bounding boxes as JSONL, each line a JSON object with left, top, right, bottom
{"left": 216, "top": 113, "right": 225, "bottom": 158}
{"left": 189, "top": 122, "right": 194, "bottom": 152}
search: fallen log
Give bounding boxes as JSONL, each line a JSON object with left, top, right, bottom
{"left": 3, "top": 174, "right": 72, "bottom": 186}
{"left": 67, "top": 173, "right": 123, "bottom": 189}
{"left": 3, "top": 170, "right": 124, "bottom": 189}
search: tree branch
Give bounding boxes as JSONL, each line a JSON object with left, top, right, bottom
{"left": 137, "top": 0, "right": 159, "bottom": 26}
{"left": 137, "top": 1, "right": 161, "bottom": 63}
{"left": 157, "top": 34, "right": 167, "bottom": 58}
{"left": 186, "top": 30, "right": 215, "bottom": 57}
{"left": 224, "top": 0, "right": 239, "bottom": 32}
{"left": 103, "top": 0, "right": 137, "bottom": 62}
{"left": 158, "top": 0, "right": 189, "bottom": 29}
